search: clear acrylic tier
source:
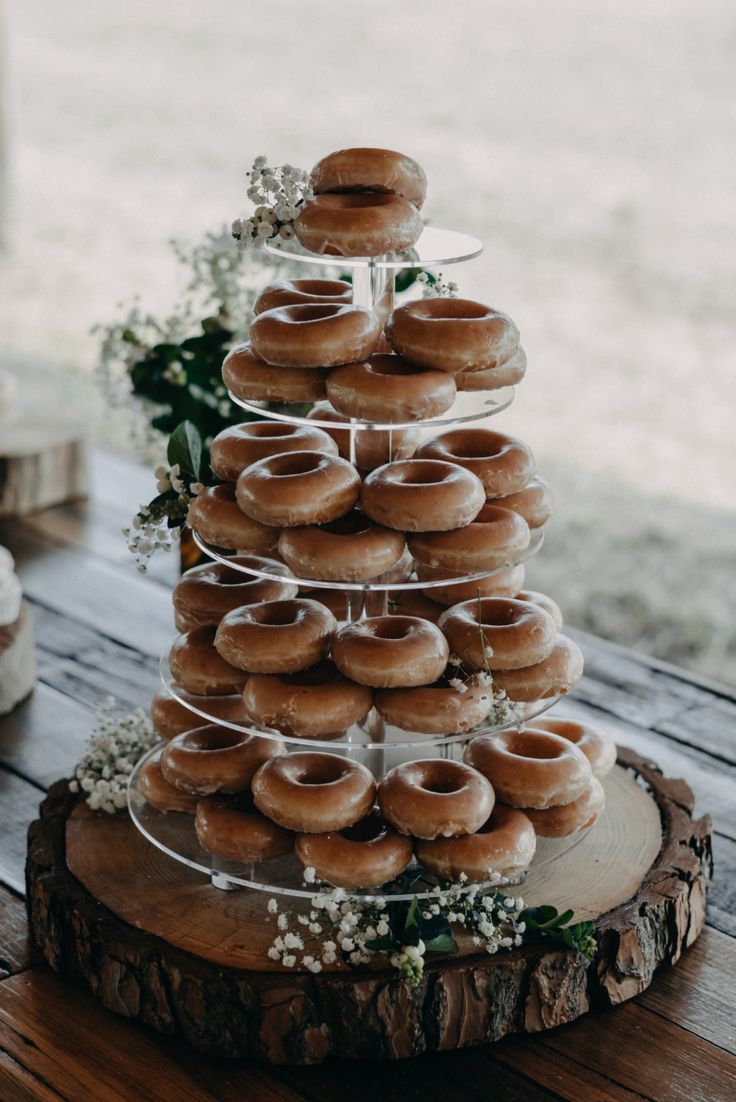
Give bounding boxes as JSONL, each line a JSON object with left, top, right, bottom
{"left": 265, "top": 224, "right": 483, "bottom": 271}
{"left": 128, "top": 743, "right": 593, "bottom": 901}
{"left": 190, "top": 527, "right": 543, "bottom": 593}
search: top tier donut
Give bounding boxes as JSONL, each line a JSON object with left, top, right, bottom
{"left": 295, "top": 147, "right": 426, "bottom": 258}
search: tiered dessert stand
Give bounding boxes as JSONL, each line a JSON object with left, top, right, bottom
{"left": 26, "top": 224, "right": 712, "bottom": 1065}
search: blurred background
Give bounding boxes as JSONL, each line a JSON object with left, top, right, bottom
{"left": 0, "top": 0, "right": 734, "bottom": 682}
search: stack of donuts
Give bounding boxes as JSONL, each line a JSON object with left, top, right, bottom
{"left": 137, "top": 145, "right": 611, "bottom": 892}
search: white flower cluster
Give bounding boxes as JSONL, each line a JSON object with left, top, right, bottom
{"left": 122, "top": 463, "right": 204, "bottom": 572}
{"left": 69, "top": 697, "right": 159, "bottom": 813}
{"left": 417, "top": 271, "right": 459, "bottom": 299}
{"left": 265, "top": 869, "right": 527, "bottom": 988}
{"left": 232, "top": 156, "right": 313, "bottom": 250}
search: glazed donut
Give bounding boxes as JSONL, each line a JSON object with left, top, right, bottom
{"left": 360, "top": 459, "right": 484, "bottom": 532}
{"left": 138, "top": 752, "right": 199, "bottom": 813}
{"left": 295, "top": 193, "right": 423, "bottom": 258}
{"left": 332, "top": 615, "right": 449, "bottom": 688}
{"left": 253, "top": 278, "right": 352, "bottom": 315}
{"left": 375, "top": 671, "right": 493, "bottom": 734}
{"left": 464, "top": 728, "right": 591, "bottom": 809}
{"left": 531, "top": 717, "right": 616, "bottom": 778}
{"left": 491, "top": 634, "right": 584, "bottom": 701}
{"left": 215, "top": 598, "right": 336, "bottom": 674}
{"left": 456, "top": 345, "right": 528, "bottom": 391}
{"left": 310, "top": 147, "right": 427, "bottom": 209}
{"left": 251, "top": 304, "right": 380, "bottom": 368}
{"left": 236, "top": 451, "right": 360, "bottom": 527}
{"left": 438, "top": 597, "right": 557, "bottom": 671}
{"left": 187, "top": 484, "right": 277, "bottom": 553}
{"left": 379, "top": 759, "right": 494, "bottom": 839}
{"left": 415, "top": 428, "right": 535, "bottom": 498}
{"left": 195, "top": 793, "right": 293, "bottom": 861}
{"left": 408, "top": 504, "right": 530, "bottom": 574}
{"left": 150, "top": 689, "right": 250, "bottom": 741}
{"left": 306, "top": 400, "right": 352, "bottom": 457}
{"left": 418, "top": 563, "right": 526, "bottom": 607}
{"left": 295, "top": 809, "right": 414, "bottom": 889}
{"left": 493, "top": 477, "right": 553, "bottom": 529}
{"left": 383, "top": 588, "right": 444, "bottom": 623}
{"left": 243, "top": 660, "right": 373, "bottom": 740}
{"left": 305, "top": 401, "right": 420, "bottom": 470}
{"left": 222, "top": 343, "right": 328, "bottom": 403}
{"left": 210, "top": 421, "right": 338, "bottom": 481}
{"left": 386, "top": 299, "right": 519, "bottom": 375}
{"left": 416, "top": 805, "right": 536, "bottom": 880}
{"left": 516, "top": 590, "right": 563, "bottom": 631}
{"left": 252, "top": 752, "right": 376, "bottom": 832}
{"left": 278, "top": 510, "right": 405, "bottom": 583}
{"left": 172, "top": 559, "right": 297, "bottom": 632}
{"left": 523, "top": 777, "right": 605, "bottom": 837}
{"left": 169, "top": 627, "right": 247, "bottom": 696}
{"left": 327, "top": 354, "right": 456, "bottom": 423}
{"left": 160, "top": 724, "right": 283, "bottom": 796}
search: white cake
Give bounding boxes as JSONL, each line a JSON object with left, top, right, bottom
{"left": 0, "top": 545, "right": 36, "bottom": 714}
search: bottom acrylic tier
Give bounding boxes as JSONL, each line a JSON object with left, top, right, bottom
{"left": 127, "top": 743, "right": 595, "bottom": 901}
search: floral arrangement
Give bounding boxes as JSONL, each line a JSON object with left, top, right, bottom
{"left": 266, "top": 871, "right": 596, "bottom": 986}
{"left": 69, "top": 697, "right": 159, "bottom": 813}
{"left": 231, "top": 157, "right": 313, "bottom": 250}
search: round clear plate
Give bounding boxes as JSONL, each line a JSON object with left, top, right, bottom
{"left": 128, "top": 744, "right": 594, "bottom": 901}
{"left": 227, "top": 387, "right": 515, "bottom": 432}
{"left": 159, "top": 654, "right": 562, "bottom": 751}
{"left": 265, "top": 225, "right": 483, "bottom": 271}
{"left": 190, "top": 527, "right": 543, "bottom": 593}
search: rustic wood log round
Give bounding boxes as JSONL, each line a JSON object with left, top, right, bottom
{"left": 25, "top": 748, "right": 712, "bottom": 1066}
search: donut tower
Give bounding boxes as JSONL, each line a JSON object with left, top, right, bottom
{"left": 130, "top": 147, "right": 616, "bottom": 898}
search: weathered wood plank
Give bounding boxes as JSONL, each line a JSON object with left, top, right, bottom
{"left": 709, "top": 834, "right": 736, "bottom": 938}
{"left": 0, "top": 970, "right": 308, "bottom": 1102}
{"left": 493, "top": 1038, "right": 646, "bottom": 1101}
{"left": 0, "top": 771, "right": 44, "bottom": 895}
{"left": 654, "top": 698, "right": 736, "bottom": 767}
{"left": 0, "top": 1045, "right": 65, "bottom": 1102}
{"left": 0, "top": 887, "right": 36, "bottom": 980}
{"left": 0, "top": 682, "right": 92, "bottom": 789}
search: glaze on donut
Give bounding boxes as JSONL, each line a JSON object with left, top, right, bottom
{"left": 464, "top": 728, "right": 591, "bottom": 809}
{"left": 237, "top": 451, "right": 360, "bottom": 528}
{"left": 515, "top": 590, "right": 563, "bottom": 631}
{"left": 326, "top": 354, "right": 456, "bottom": 423}
{"left": 332, "top": 615, "right": 449, "bottom": 688}
{"left": 378, "top": 759, "right": 494, "bottom": 839}
{"left": 295, "top": 193, "right": 423, "bottom": 257}
{"left": 210, "top": 421, "right": 338, "bottom": 481}
{"left": 195, "top": 793, "right": 294, "bottom": 860}
{"left": 172, "top": 559, "right": 297, "bottom": 632}
{"left": 531, "top": 717, "right": 616, "bottom": 778}
{"left": 408, "top": 504, "right": 530, "bottom": 574}
{"left": 491, "top": 634, "right": 584, "bottom": 701}
{"left": 160, "top": 723, "right": 283, "bottom": 795}
{"left": 375, "top": 671, "right": 493, "bottom": 734}
{"left": 187, "top": 483, "right": 277, "bottom": 553}
{"left": 243, "top": 660, "right": 373, "bottom": 740}
{"left": 386, "top": 299, "right": 519, "bottom": 375}
{"left": 253, "top": 278, "right": 352, "bottom": 315}
{"left": 252, "top": 752, "right": 376, "bottom": 832}
{"left": 168, "top": 627, "right": 248, "bottom": 696}
{"left": 138, "top": 751, "right": 199, "bottom": 813}
{"left": 456, "top": 345, "right": 528, "bottom": 391}
{"left": 360, "top": 458, "right": 485, "bottom": 532}
{"left": 222, "top": 343, "right": 328, "bottom": 403}
{"left": 417, "top": 563, "right": 526, "bottom": 607}
{"left": 310, "top": 148, "right": 427, "bottom": 209}
{"left": 278, "top": 510, "right": 406, "bottom": 582}
{"left": 305, "top": 400, "right": 420, "bottom": 470}
{"left": 150, "top": 690, "right": 250, "bottom": 741}
{"left": 438, "top": 597, "right": 557, "bottom": 671}
{"left": 415, "top": 428, "right": 536, "bottom": 498}
{"left": 251, "top": 303, "right": 381, "bottom": 368}
{"left": 493, "top": 477, "right": 553, "bottom": 528}
{"left": 295, "top": 809, "right": 414, "bottom": 889}
{"left": 215, "top": 598, "right": 336, "bottom": 674}
{"left": 416, "top": 805, "right": 537, "bottom": 880}
{"left": 522, "top": 776, "right": 605, "bottom": 837}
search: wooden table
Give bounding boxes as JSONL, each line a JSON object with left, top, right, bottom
{"left": 0, "top": 448, "right": 734, "bottom": 1102}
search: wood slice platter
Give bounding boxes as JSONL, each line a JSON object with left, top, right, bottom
{"left": 25, "top": 748, "right": 712, "bottom": 1065}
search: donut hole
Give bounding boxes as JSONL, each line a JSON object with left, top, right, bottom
{"left": 269, "top": 452, "right": 324, "bottom": 477}
{"left": 315, "top": 193, "right": 398, "bottom": 211}
{"left": 251, "top": 601, "right": 302, "bottom": 627}
{"left": 282, "top": 660, "right": 337, "bottom": 687}
{"left": 449, "top": 439, "right": 504, "bottom": 460}
{"left": 506, "top": 731, "right": 567, "bottom": 760}
{"left": 420, "top": 775, "right": 464, "bottom": 795}
{"left": 284, "top": 303, "right": 344, "bottom": 323}
{"left": 182, "top": 725, "right": 247, "bottom": 752}
{"left": 414, "top": 299, "right": 491, "bottom": 321}
{"left": 370, "top": 617, "right": 414, "bottom": 640}
{"left": 247, "top": 422, "right": 301, "bottom": 440}
{"left": 367, "top": 354, "right": 428, "bottom": 379}
{"left": 475, "top": 599, "right": 524, "bottom": 628}
{"left": 340, "top": 809, "right": 388, "bottom": 843}
{"left": 294, "top": 756, "right": 350, "bottom": 786}
{"left": 321, "top": 510, "right": 373, "bottom": 537}
{"left": 398, "top": 461, "right": 451, "bottom": 486}
{"left": 298, "top": 279, "right": 351, "bottom": 298}
{"left": 211, "top": 483, "right": 237, "bottom": 502}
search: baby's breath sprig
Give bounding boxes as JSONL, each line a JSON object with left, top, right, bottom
{"left": 265, "top": 871, "right": 596, "bottom": 988}
{"left": 232, "top": 156, "right": 313, "bottom": 251}
{"left": 69, "top": 697, "right": 159, "bottom": 813}
{"left": 417, "top": 271, "right": 459, "bottom": 299}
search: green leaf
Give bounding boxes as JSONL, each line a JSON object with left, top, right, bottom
{"left": 364, "top": 936, "right": 398, "bottom": 952}
{"left": 423, "top": 932, "right": 458, "bottom": 954}
{"left": 167, "top": 421, "right": 203, "bottom": 479}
